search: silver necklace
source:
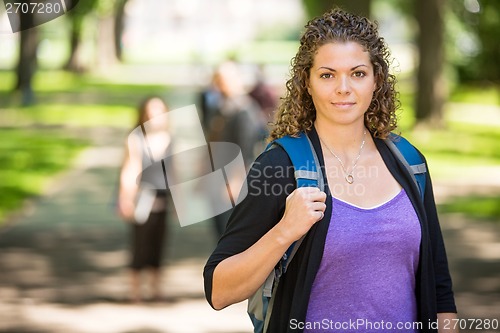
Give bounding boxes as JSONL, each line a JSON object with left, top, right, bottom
{"left": 320, "top": 130, "right": 366, "bottom": 184}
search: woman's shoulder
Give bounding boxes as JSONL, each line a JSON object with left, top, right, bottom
{"left": 252, "top": 144, "right": 294, "bottom": 168}
{"left": 375, "top": 132, "right": 424, "bottom": 154}
{"left": 247, "top": 145, "right": 295, "bottom": 184}
{"left": 383, "top": 132, "right": 426, "bottom": 159}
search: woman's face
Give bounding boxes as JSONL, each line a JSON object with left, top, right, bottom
{"left": 307, "top": 41, "right": 376, "bottom": 128}
{"left": 145, "top": 98, "right": 167, "bottom": 120}
{"left": 144, "top": 98, "right": 168, "bottom": 130}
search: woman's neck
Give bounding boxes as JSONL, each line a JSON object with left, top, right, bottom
{"left": 314, "top": 121, "right": 367, "bottom": 156}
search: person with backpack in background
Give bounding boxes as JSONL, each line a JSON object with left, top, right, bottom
{"left": 203, "top": 61, "right": 266, "bottom": 239}
{"left": 203, "top": 8, "right": 458, "bottom": 333}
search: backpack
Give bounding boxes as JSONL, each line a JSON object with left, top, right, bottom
{"left": 384, "top": 133, "right": 427, "bottom": 201}
{"left": 247, "top": 131, "right": 427, "bottom": 333}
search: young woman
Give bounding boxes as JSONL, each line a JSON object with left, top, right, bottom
{"left": 118, "top": 96, "right": 171, "bottom": 303}
{"left": 204, "top": 9, "right": 457, "bottom": 332}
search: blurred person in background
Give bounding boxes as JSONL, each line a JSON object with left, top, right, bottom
{"left": 199, "top": 69, "right": 224, "bottom": 134}
{"left": 201, "top": 61, "right": 266, "bottom": 239}
{"left": 249, "top": 64, "right": 279, "bottom": 137}
{"left": 117, "top": 96, "right": 172, "bottom": 303}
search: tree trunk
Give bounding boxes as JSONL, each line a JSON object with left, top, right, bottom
{"left": 415, "top": 0, "right": 446, "bottom": 125}
{"left": 64, "top": 19, "right": 85, "bottom": 72}
{"left": 303, "top": 0, "right": 371, "bottom": 19}
{"left": 63, "top": 0, "right": 99, "bottom": 72}
{"left": 97, "top": 15, "right": 117, "bottom": 71}
{"left": 114, "top": 0, "right": 129, "bottom": 62}
{"left": 14, "top": 14, "right": 38, "bottom": 106}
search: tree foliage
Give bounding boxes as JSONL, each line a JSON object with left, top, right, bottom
{"left": 302, "top": 0, "right": 371, "bottom": 19}
{"left": 452, "top": 0, "right": 500, "bottom": 84}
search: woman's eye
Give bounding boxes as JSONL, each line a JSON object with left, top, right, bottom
{"left": 353, "top": 71, "right": 366, "bottom": 78}
{"left": 320, "top": 73, "right": 333, "bottom": 79}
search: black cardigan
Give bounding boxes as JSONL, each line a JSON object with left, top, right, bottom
{"left": 204, "top": 127, "right": 457, "bottom": 332}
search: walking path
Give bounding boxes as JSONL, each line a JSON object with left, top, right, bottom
{"left": 0, "top": 125, "right": 499, "bottom": 333}
{"left": 0, "top": 125, "right": 255, "bottom": 333}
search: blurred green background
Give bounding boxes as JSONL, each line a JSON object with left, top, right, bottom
{"left": 1, "top": 0, "right": 499, "bottom": 224}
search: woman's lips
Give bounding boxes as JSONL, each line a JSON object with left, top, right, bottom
{"left": 332, "top": 102, "right": 356, "bottom": 108}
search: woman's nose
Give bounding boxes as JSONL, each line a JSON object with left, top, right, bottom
{"left": 335, "top": 76, "right": 351, "bottom": 95}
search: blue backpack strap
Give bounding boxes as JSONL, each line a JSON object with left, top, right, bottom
{"left": 384, "top": 133, "right": 426, "bottom": 201}
{"left": 266, "top": 132, "right": 324, "bottom": 190}
{"left": 265, "top": 132, "right": 324, "bottom": 280}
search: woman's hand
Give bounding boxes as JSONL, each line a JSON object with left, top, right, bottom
{"left": 278, "top": 187, "right": 327, "bottom": 243}
{"left": 117, "top": 199, "right": 136, "bottom": 222}
{"left": 438, "top": 313, "right": 460, "bottom": 333}
{"left": 210, "top": 187, "right": 326, "bottom": 310}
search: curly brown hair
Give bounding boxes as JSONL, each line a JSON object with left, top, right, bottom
{"left": 269, "top": 8, "right": 399, "bottom": 141}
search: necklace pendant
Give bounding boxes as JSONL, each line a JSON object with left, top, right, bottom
{"left": 345, "top": 174, "right": 354, "bottom": 184}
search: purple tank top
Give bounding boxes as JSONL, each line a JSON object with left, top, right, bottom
{"left": 303, "top": 189, "right": 421, "bottom": 333}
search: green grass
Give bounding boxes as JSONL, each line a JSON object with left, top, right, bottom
{"left": 450, "top": 84, "right": 500, "bottom": 105}
{"left": 0, "top": 71, "right": 16, "bottom": 91}
{"left": 0, "top": 128, "right": 88, "bottom": 222}
{"left": 407, "top": 123, "right": 500, "bottom": 160}
{"left": 438, "top": 196, "right": 500, "bottom": 221}
{"left": 0, "top": 70, "right": 170, "bottom": 128}
{"left": 33, "top": 70, "right": 169, "bottom": 94}
{"left": 0, "top": 70, "right": 169, "bottom": 95}
{"left": 400, "top": 121, "right": 500, "bottom": 181}
{"left": 3, "top": 104, "right": 137, "bottom": 128}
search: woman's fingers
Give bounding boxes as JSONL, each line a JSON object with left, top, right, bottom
{"left": 288, "top": 186, "right": 326, "bottom": 203}
{"left": 280, "top": 187, "right": 328, "bottom": 241}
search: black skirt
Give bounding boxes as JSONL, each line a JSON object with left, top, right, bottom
{"left": 130, "top": 211, "right": 167, "bottom": 270}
